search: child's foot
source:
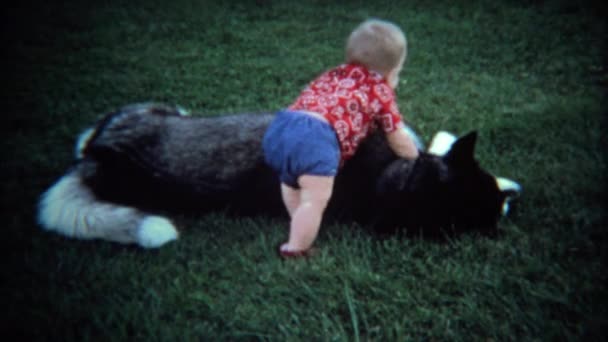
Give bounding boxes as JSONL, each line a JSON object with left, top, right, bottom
{"left": 279, "top": 243, "right": 317, "bottom": 259}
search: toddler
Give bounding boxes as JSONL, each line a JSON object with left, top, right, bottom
{"left": 263, "top": 19, "right": 419, "bottom": 258}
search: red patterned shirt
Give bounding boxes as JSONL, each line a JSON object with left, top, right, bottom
{"left": 289, "top": 63, "right": 403, "bottom": 163}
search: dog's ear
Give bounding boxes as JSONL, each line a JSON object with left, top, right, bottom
{"left": 445, "top": 131, "right": 477, "bottom": 167}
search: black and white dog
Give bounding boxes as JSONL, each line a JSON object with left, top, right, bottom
{"left": 37, "top": 103, "right": 521, "bottom": 248}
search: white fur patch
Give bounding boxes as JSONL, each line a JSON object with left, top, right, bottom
{"left": 428, "top": 131, "right": 457, "bottom": 156}
{"left": 496, "top": 177, "right": 522, "bottom": 195}
{"left": 74, "top": 127, "right": 95, "bottom": 159}
{"left": 176, "top": 106, "right": 190, "bottom": 116}
{"left": 38, "top": 171, "right": 95, "bottom": 237}
{"left": 136, "top": 216, "right": 178, "bottom": 248}
{"left": 495, "top": 177, "right": 522, "bottom": 216}
{"left": 501, "top": 202, "right": 511, "bottom": 216}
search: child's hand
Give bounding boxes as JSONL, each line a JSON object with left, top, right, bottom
{"left": 278, "top": 243, "right": 318, "bottom": 259}
{"left": 386, "top": 124, "right": 420, "bottom": 160}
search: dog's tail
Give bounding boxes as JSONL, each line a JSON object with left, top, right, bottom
{"left": 37, "top": 167, "right": 179, "bottom": 248}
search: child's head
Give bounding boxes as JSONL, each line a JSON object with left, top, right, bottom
{"left": 345, "top": 19, "right": 407, "bottom": 88}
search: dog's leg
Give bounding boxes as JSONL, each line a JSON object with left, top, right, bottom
{"left": 37, "top": 169, "right": 178, "bottom": 248}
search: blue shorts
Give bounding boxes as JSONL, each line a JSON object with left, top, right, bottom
{"left": 262, "top": 110, "right": 340, "bottom": 188}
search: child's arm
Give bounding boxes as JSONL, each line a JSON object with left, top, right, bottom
{"left": 386, "top": 123, "right": 419, "bottom": 160}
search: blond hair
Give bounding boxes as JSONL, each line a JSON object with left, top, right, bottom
{"left": 345, "top": 19, "right": 407, "bottom": 76}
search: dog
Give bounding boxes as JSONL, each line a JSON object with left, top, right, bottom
{"left": 37, "top": 103, "right": 521, "bottom": 247}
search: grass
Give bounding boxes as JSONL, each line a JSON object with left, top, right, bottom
{"left": 2, "top": 0, "right": 606, "bottom": 340}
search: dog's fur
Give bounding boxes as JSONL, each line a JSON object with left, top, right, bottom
{"left": 38, "top": 103, "right": 521, "bottom": 247}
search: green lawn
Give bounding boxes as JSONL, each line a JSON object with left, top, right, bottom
{"left": 3, "top": 0, "right": 606, "bottom": 340}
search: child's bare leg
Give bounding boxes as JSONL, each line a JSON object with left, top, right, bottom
{"left": 281, "top": 183, "right": 300, "bottom": 218}
{"left": 281, "top": 175, "right": 334, "bottom": 252}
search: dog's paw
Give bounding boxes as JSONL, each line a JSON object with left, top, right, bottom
{"left": 136, "top": 216, "right": 179, "bottom": 248}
